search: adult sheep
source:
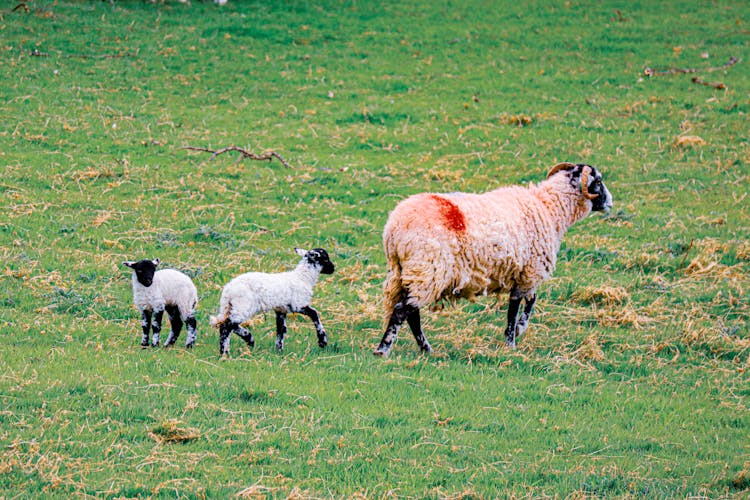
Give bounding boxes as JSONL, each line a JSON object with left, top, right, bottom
{"left": 374, "top": 162, "right": 613, "bottom": 356}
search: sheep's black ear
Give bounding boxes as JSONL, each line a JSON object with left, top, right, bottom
{"left": 295, "top": 248, "right": 308, "bottom": 257}
{"left": 123, "top": 261, "right": 135, "bottom": 268}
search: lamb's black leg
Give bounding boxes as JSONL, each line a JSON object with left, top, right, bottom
{"left": 219, "top": 320, "right": 255, "bottom": 357}
{"left": 234, "top": 325, "right": 255, "bottom": 350}
{"left": 163, "top": 305, "right": 182, "bottom": 347}
{"left": 184, "top": 315, "right": 197, "bottom": 349}
{"left": 151, "top": 309, "right": 164, "bottom": 347}
{"left": 140, "top": 309, "right": 152, "bottom": 348}
{"left": 504, "top": 296, "right": 522, "bottom": 348}
{"left": 405, "top": 306, "right": 432, "bottom": 353}
{"left": 299, "top": 306, "right": 328, "bottom": 348}
{"left": 515, "top": 294, "right": 536, "bottom": 340}
{"left": 275, "top": 311, "right": 287, "bottom": 351}
{"left": 375, "top": 300, "right": 416, "bottom": 356}
{"left": 219, "top": 321, "right": 236, "bottom": 356}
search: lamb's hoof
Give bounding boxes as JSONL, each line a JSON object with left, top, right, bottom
{"left": 318, "top": 337, "right": 328, "bottom": 348}
{"left": 185, "top": 343, "right": 194, "bottom": 349}
{"left": 140, "top": 344, "right": 149, "bottom": 349}
{"left": 420, "top": 343, "right": 433, "bottom": 354}
{"left": 505, "top": 339, "right": 517, "bottom": 349}
{"left": 373, "top": 346, "right": 390, "bottom": 357}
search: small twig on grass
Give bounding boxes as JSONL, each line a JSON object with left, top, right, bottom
{"left": 28, "top": 49, "right": 136, "bottom": 59}
{"left": 691, "top": 76, "right": 727, "bottom": 90}
{"left": 644, "top": 56, "right": 738, "bottom": 77}
{"left": 182, "top": 146, "right": 292, "bottom": 168}
{"left": 678, "top": 239, "right": 695, "bottom": 270}
{"left": 12, "top": 3, "right": 30, "bottom": 12}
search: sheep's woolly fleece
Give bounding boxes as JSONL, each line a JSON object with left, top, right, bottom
{"left": 132, "top": 269, "right": 198, "bottom": 319}
{"left": 210, "top": 261, "right": 322, "bottom": 327}
{"left": 382, "top": 172, "right": 593, "bottom": 314}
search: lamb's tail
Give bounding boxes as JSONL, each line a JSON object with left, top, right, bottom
{"left": 210, "top": 301, "right": 231, "bottom": 328}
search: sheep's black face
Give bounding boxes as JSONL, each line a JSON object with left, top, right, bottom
{"left": 307, "top": 248, "right": 335, "bottom": 275}
{"left": 574, "top": 164, "right": 613, "bottom": 213}
{"left": 122, "top": 259, "right": 160, "bottom": 287}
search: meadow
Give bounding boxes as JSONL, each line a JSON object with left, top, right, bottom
{"left": 0, "top": 0, "right": 748, "bottom": 497}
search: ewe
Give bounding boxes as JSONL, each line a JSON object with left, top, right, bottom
{"left": 375, "top": 162, "right": 613, "bottom": 356}
{"left": 123, "top": 259, "right": 198, "bottom": 349}
{"left": 211, "top": 248, "right": 335, "bottom": 356}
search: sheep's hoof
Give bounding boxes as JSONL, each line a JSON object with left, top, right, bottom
{"left": 420, "top": 343, "right": 433, "bottom": 354}
{"left": 373, "top": 347, "right": 389, "bottom": 357}
{"left": 185, "top": 343, "right": 194, "bottom": 349}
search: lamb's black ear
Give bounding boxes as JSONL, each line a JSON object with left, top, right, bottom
{"left": 295, "top": 248, "right": 308, "bottom": 257}
{"left": 123, "top": 261, "right": 135, "bottom": 268}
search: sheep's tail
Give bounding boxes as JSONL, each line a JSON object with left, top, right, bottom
{"left": 382, "top": 253, "right": 407, "bottom": 328}
{"left": 210, "top": 301, "right": 231, "bottom": 328}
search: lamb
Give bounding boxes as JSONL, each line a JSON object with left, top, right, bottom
{"left": 210, "top": 248, "right": 335, "bottom": 356}
{"left": 122, "top": 259, "right": 199, "bottom": 349}
{"left": 374, "top": 162, "right": 613, "bottom": 356}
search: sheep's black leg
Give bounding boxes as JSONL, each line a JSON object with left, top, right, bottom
{"left": 219, "top": 321, "right": 235, "bottom": 356}
{"left": 375, "top": 300, "right": 416, "bottom": 356}
{"left": 184, "top": 315, "right": 197, "bottom": 349}
{"left": 299, "top": 306, "right": 328, "bottom": 348}
{"left": 234, "top": 325, "right": 255, "bottom": 349}
{"left": 504, "top": 296, "right": 522, "bottom": 348}
{"left": 405, "top": 307, "right": 432, "bottom": 353}
{"left": 140, "top": 309, "right": 152, "bottom": 348}
{"left": 151, "top": 309, "right": 164, "bottom": 347}
{"left": 275, "top": 311, "right": 287, "bottom": 351}
{"left": 515, "top": 294, "right": 536, "bottom": 340}
{"left": 163, "top": 305, "right": 182, "bottom": 347}
{"left": 219, "top": 320, "right": 255, "bottom": 357}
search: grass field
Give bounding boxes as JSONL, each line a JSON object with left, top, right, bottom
{"left": 1, "top": 0, "right": 748, "bottom": 497}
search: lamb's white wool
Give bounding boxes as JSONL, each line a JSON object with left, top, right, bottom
{"left": 375, "top": 162, "right": 613, "bottom": 356}
{"left": 123, "top": 259, "right": 198, "bottom": 349}
{"left": 211, "top": 248, "right": 335, "bottom": 356}
{"left": 131, "top": 269, "right": 198, "bottom": 319}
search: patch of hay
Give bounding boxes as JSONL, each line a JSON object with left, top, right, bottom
{"left": 572, "top": 334, "right": 606, "bottom": 362}
{"left": 499, "top": 113, "right": 533, "bottom": 127}
{"left": 595, "top": 305, "right": 651, "bottom": 329}
{"left": 572, "top": 286, "right": 630, "bottom": 306}
{"left": 674, "top": 135, "right": 706, "bottom": 148}
{"left": 149, "top": 419, "right": 201, "bottom": 444}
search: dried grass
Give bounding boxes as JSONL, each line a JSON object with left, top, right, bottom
{"left": 572, "top": 334, "right": 606, "bottom": 362}
{"left": 572, "top": 286, "right": 630, "bottom": 306}
{"left": 595, "top": 306, "right": 652, "bottom": 329}
{"left": 674, "top": 135, "right": 706, "bottom": 148}
{"left": 149, "top": 419, "right": 201, "bottom": 444}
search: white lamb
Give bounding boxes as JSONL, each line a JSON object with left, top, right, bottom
{"left": 210, "top": 248, "right": 335, "bottom": 356}
{"left": 123, "top": 258, "right": 198, "bottom": 349}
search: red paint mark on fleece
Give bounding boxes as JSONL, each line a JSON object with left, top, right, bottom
{"left": 429, "top": 194, "right": 466, "bottom": 233}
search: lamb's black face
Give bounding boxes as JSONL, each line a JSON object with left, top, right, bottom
{"left": 307, "top": 248, "right": 335, "bottom": 275}
{"left": 122, "top": 259, "right": 160, "bottom": 287}
{"left": 575, "top": 164, "right": 613, "bottom": 213}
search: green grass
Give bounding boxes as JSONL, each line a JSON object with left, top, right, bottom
{"left": 1, "top": 0, "right": 748, "bottom": 497}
